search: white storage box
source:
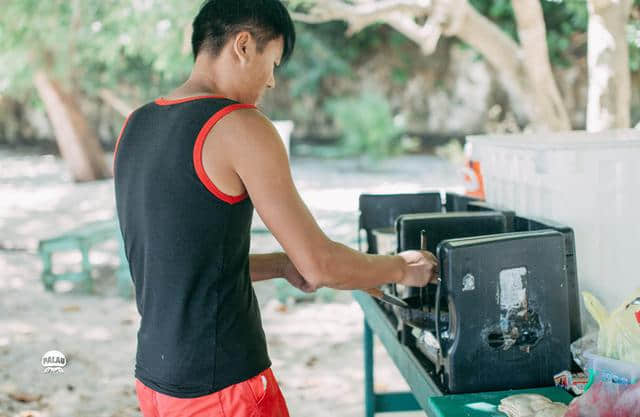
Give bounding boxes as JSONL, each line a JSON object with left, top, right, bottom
{"left": 467, "top": 129, "right": 640, "bottom": 316}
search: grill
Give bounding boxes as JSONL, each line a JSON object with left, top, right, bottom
{"left": 358, "top": 192, "right": 581, "bottom": 394}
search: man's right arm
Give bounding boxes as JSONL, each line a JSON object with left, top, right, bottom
{"left": 210, "top": 108, "right": 437, "bottom": 290}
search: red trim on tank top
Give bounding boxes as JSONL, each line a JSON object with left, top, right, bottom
{"left": 113, "top": 112, "right": 132, "bottom": 172}
{"left": 193, "top": 104, "right": 256, "bottom": 204}
{"left": 155, "top": 95, "right": 227, "bottom": 105}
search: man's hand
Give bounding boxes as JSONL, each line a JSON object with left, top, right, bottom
{"left": 397, "top": 250, "right": 439, "bottom": 287}
{"left": 281, "top": 255, "right": 317, "bottom": 293}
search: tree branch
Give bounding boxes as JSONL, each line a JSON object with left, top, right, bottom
{"left": 386, "top": 13, "right": 442, "bottom": 54}
{"left": 292, "top": 0, "right": 527, "bottom": 108}
{"left": 440, "top": 2, "right": 521, "bottom": 88}
{"left": 291, "top": 0, "right": 432, "bottom": 36}
{"left": 292, "top": 0, "right": 576, "bottom": 131}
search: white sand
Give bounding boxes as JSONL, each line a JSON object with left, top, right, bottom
{"left": 0, "top": 149, "right": 461, "bottom": 417}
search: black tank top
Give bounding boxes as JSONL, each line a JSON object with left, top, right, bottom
{"left": 114, "top": 96, "right": 271, "bottom": 398}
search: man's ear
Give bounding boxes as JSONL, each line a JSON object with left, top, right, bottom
{"left": 232, "top": 31, "right": 254, "bottom": 65}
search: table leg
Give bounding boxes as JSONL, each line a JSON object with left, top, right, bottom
{"left": 40, "top": 250, "right": 54, "bottom": 291}
{"left": 364, "top": 318, "right": 375, "bottom": 417}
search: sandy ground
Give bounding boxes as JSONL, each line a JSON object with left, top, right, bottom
{"left": 0, "top": 148, "right": 462, "bottom": 417}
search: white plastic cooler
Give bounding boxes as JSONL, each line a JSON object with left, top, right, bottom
{"left": 467, "top": 129, "right": 640, "bottom": 315}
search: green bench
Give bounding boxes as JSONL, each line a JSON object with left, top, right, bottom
{"left": 38, "top": 219, "right": 133, "bottom": 298}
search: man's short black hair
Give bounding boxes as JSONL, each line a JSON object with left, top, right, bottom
{"left": 192, "top": 0, "right": 296, "bottom": 63}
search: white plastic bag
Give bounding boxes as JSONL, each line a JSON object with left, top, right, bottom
{"left": 581, "top": 290, "right": 640, "bottom": 364}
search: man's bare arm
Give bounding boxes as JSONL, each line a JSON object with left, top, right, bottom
{"left": 249, "top": 253, "right": 285, "bottom": 282}
{"left": 207, "top": 109, "right": 437, "bottom": 291}
{"left": 250, "top": 252, "right": 316, "bottom": 292}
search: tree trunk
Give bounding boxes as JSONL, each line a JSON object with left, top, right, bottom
{"left": 450, "top": 1, "right": 531, "bottom": 124}
{"left": 586, "top": 0, "right": 632, "bottom": 131}
{"left": 34, "top": 71, "right": 109, "bottom": 182}
{"left": 511, "top": 0, "right": 571, "bottom": 131}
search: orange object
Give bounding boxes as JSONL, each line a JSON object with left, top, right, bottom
{"left": 135, "top": 368, "right": 290, "bottom": 417}
{"left": 463, "top": 160, "right": 485, "bottom": 199}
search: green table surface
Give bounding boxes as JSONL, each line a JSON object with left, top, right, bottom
{"left": 428, "top": 386, "right": 573, "bottom": 417}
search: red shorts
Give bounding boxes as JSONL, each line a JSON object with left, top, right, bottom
{"left": 135, "top": 368, "right": 290, "bottom": 417}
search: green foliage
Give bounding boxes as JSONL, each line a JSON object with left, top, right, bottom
{"left": 279, "top": 23, "right": 352, "bottom": 97}
{"left": 278, "top": 21, "right": 396, "bottom": 95}
{"left": 271, "top": 21, "right": 402, "bottom": 135}
{"left": 466, "top": 0, "right": 636, "bottom": 70}
{"left": 325, "top": 91, "right": 403, "bottom": 161}
{"left": 468, "top": 0, "right": 589, "bottom": 66}
{"left": 0, "top": 0, "right": 197, "bottom": 102}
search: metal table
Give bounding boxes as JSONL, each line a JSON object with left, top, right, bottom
{"left": 352, "top": 291, "right": 574, "bottom": 417}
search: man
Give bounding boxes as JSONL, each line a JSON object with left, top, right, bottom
{"left": 114, "top": 1, "right": 438, "bottom": 416}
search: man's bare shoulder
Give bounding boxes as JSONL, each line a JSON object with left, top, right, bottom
{"left": 208, "top": 107, "right": 279, "bottom": 145}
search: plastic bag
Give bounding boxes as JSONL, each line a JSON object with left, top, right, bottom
{"left": 564, "top": 291, "right": 640, "bottom": 416}
{"left": 581, "top": 290, "right": 640, "bottom": 364}
{"left": 564, "top": 380, "right": 640, "bottom": 417}
{"left": 570, "top": 332, "right": 597, "bottom": 370}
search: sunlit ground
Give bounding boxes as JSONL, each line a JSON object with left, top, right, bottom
{"left": 0, "top": 148, "right": 462, "bottom": 417}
